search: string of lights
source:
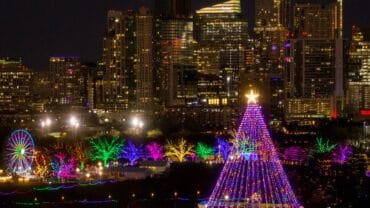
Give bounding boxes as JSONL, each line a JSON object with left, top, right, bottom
{"left": 207, "top": 91, "right": 301, "bottom": 207}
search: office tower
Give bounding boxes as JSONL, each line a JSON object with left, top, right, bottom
{"left": 347, "top": 26, "right": 370, "bottom": 117}
{"left": 101, "top": 10, "right": 130, "bottom": 111}
{"left": 31, "top": 71, "right": 50, "bottom": 112}
{"left": 293, "top": 2, "right": 342, "bottom": 39}
{"left": 255, "top": 0, "right": 291, "bottom": 28}
{"left": 101, "top": 10, "right": 126, "bottom": 111}
{"left": 50, "top": 56, "right": 83, "bottom": 105}
{"left": 281, "top": 0, "right": 293, "bottom": 30}
{"left": 254, "top": 0, "right": 289, "bottom": 121}
{"left": 154, "top": 0, "right": 192, "bottom": 18}
{"left": 285, "top": 1, "right": 343, "bottom": 122}
{"left": 293, "top": 1, "right": 344, "bottom": 96}
{"left": 80, "top": 63, "right": 97, "bottom": 109}
{"left": 0, "top": 58, "right": 32, "bottom": 113}
{"left": 194, "top": 0, "right": 248, "bottom": 106}
{"left": 288, "top": 39, "right": 337, "bottom": 98}
{"left": 155, "top": 5, "right": 195, "bottom": 106}
{"left": 135, "top": 7, "right": 154, "bottom": 110}
{"left": 87, "top": 62, "right": 105, "bottom": 110}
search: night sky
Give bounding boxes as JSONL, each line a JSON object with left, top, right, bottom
{"left": 1, "top": 0, "right": 369, "bottom": 70}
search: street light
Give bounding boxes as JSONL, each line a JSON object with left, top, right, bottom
{"left": 40, "top": 117, "right": 52, "bottom": 135}
{"left": 41, "top": 118, "right": 52, "bottom": 128}
{"left": 86, "top": 172, "right": 90, "bottom": 182}
{"left": 69, "top": 116, "right": 79, "bottom": 128}
{"left": 131, "top": 117, "right": 144, "bottom": 128}
{"left": 69, "top": 116, "right": 80, "bottom": 140}
{"left": 227, "top": 76, "right": 231, "bottom": 97}
{"left": 45, "top": 118, "right": 51, "bottom": 126}
{"left": 131, "top": 117, "right": 144, "bottom": 134}
{"left": 174, "top": 191, "right": 178, "bottom": 208}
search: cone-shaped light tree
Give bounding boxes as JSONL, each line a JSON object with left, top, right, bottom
{"left": 207, "top": 90, "right": 301, "bottom": 207}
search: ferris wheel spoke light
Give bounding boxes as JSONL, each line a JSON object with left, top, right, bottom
{"left": 6, "top": 130, "right": 35, "bottom": 175}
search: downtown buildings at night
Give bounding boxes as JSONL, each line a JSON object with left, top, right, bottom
{"left": 285, "top": 1, "right": 344, "bottom": 123}
{"left": 0, "top": 1, "right": 369, "bottom": 208}
{"left": 0, "top": 58, "right": 32, "bottom": 113}
{"left": 0, "top": 0, "right": 369, "bottom": 129}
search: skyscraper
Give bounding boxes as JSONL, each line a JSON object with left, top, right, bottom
{"left": 0, "top": 58, "right": 32, "bottom": 113}
{"left": 288, "top": 39, "right": 337, "bottom": 98}
{"left": 293, "top": 2, "right": 342, "bottom": 39}
{"left": 194, "top": 0, "right": 248, "bottom": 106}
{"left": 347, "top": 25, "right": 370, "bottom": 118}
{"left": 154, "top": 0, "right": 192, "bottom": 18}
{"left": 101, "top": 10, "right": 130, "bottom": 111}
{"left": 285, "top": 1, "right": 344, "bottom": 122}
{"left": 254, "top": 0, "right": 289, "bottom": 121}
{"left": 255, "top": 0, "right": 290, "bottom": 28}
{"left": 155, "top": 3, "right": 195, "bottom": 106}
{"left": 135, "top": 7, "right": 154, "bottom": 110}
{"left": 50, "top": 56, "right": 83, "bottom": 105}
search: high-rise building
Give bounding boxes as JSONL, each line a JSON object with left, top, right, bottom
{"left": 135, "top": 7, "right": 154, "bottom": 110}
{"left": 254, "top": 0, "right": 289, "bottom": 121}
{"left": 87, "top": 62, "right": 105, "bottom": 110}
{"left": 80, "top": 63, "right": 97, "bottom": 109}
{"left": 31, "top": 71, "right": 50, "bottom": 112}
{"left": 288, "top": 39, "right": 337, "bottom": 98}
{"left": 0, "top": 58, "right": 32, "bottom": 113}
{"left": 155, "top": 10, "right": 195, "bottom": 106}
{"left": 285, "top": 1, "right": 344, "bottom": 122}
{"left": 194, "top": 0, "right": 248, "bottom": 106}
{"left": 293, "top": 2, "right": 342, "bottom": 39}
{"left": 347, "top": 25, "right": 370, "bottom": 118}
{"left": 101, "top": 10, "right": 131, "bottom": 111}
{"left": 100, "top": 9, "right": 155, "bottom": 112}
{"left": 255, "top": 0, "right": 291, "bottom": 28}
{"left": 154, "top": 0, "right": 192, "bottom": 18}
{"left": 285, "top": 98, "right": 334, "bottom": 122}
{"left": 50, "top": 56, "right": 83, "bottom": 105}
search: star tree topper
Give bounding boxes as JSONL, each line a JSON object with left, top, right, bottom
{"left": 245, "top": 90, "right": 259, "bottom": 104}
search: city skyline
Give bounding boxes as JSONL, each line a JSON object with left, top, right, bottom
{"left": 0, "top": 0, "right": 369, "bottom": 70}
{"left": 0, "top": 1, "right": 369, "bottom": 207}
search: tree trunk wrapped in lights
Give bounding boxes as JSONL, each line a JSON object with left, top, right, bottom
{"left": 207, "top": 90, "right": 301, "bottom": 207}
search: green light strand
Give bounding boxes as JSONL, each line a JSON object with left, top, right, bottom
{"left": 89, "top": 136, "right": 124, "bottom": 166}
{"left": 195, "top": 142, "right": 214, "bottom": 160}
{"left": 315, "top": 137, "right": 337, "bottom": 153}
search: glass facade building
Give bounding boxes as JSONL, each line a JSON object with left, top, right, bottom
{"left": 0, "top": 58, "right": 32, "bottom": 113}
{"left": 347, "top": 26, "right": 370, "bottom": 116}
{"left": 194, "top": 0, "right": 247, "bottom": 106}
{"left": 50, "top": 56, "right": 83, "bottom": 105}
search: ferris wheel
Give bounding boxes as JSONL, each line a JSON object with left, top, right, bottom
{"left": 6, "top": 129, "right": 35, "bottom": 175}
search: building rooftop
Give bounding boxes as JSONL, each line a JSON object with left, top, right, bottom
{"left": 196, "top": 0, "right": 240, "bottom": 14}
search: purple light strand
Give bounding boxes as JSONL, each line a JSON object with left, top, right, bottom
{"left": 208, "top": 104, "right": 301, "bottom": 207}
